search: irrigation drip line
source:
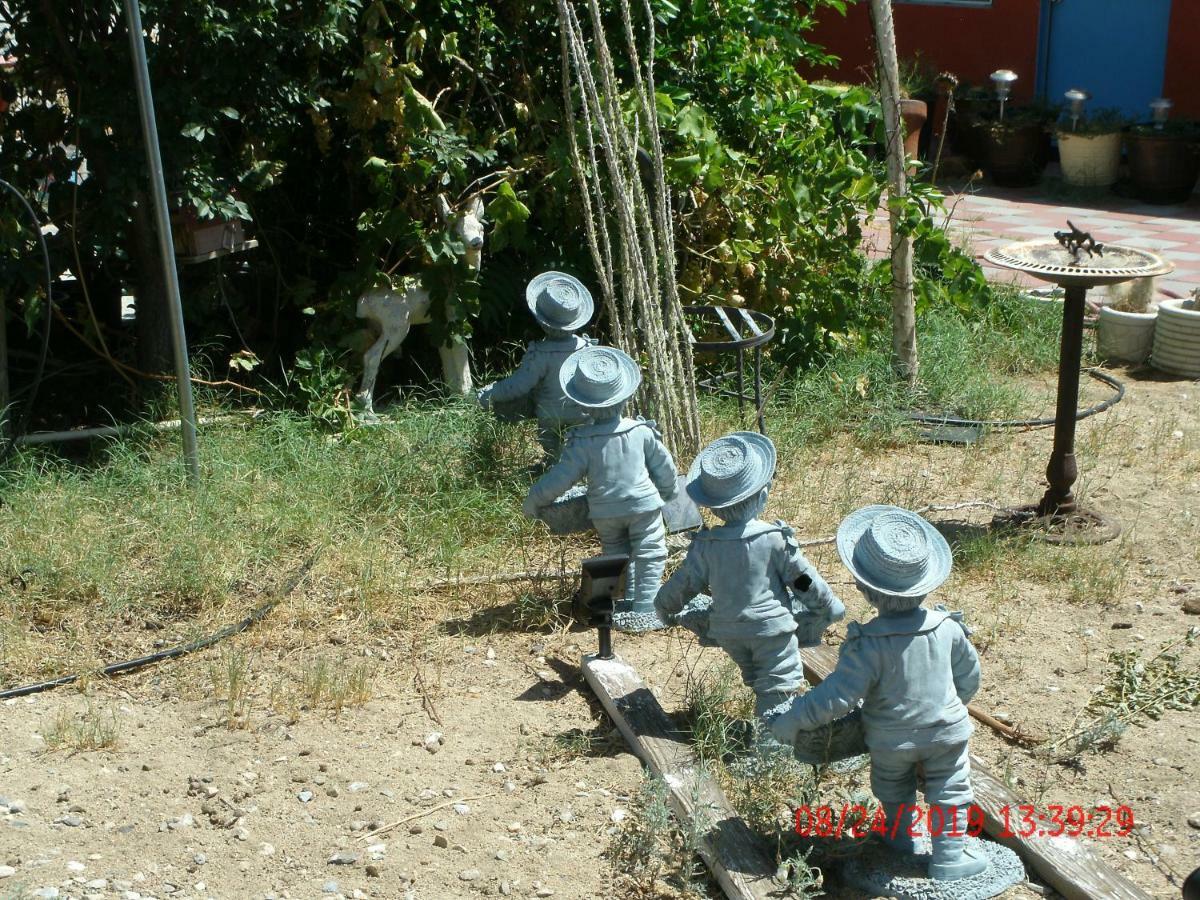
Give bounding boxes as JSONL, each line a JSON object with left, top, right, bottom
{"left": 0, "top": 177, "right": 54, "bottom": 462}
{"left": 0, "top": 551, "right": 320, "bottom": 701}
{"left": 906, "top": 368, "right": 1124, "bottom": 429}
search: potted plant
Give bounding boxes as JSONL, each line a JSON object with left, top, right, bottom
{"left": 1152, "top": 290, "right": 1200, "bottom": 378}
{"left": 1127, "top": 120, "right": 1200, "bottom": 205}
{"left": 980, "top": 106, "right": 1053, "bottom": 187}
{"left": 1096, "top": 276, "right": 1157, "bottom": 365}
{"left": 951, "top": 83, "right": 993, "bottom": 166}
{"left": 897, "top": 57, "right": 935, "bottom": 166}
{"left": 1055, "top": 108, "right": 1126, "bottom": 188}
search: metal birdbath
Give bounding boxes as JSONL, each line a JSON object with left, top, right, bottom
{"left": 985, "top": 222, "right": 1174, "bottom": 543}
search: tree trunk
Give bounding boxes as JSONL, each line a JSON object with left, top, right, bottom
{"left": 868, "top": 0, "right": 918, "bottom": 385}
{"left": 130, "top": 190, "right": 172, "bottom": 374}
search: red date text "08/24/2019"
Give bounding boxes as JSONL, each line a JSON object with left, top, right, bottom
{"left": 793, "top": 804, "right": 1135, "bottom": 840}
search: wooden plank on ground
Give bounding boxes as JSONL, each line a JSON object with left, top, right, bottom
{"left": 802, "top": 644, "right": 1152, "bottom": 900}
{"left": 582, "top": 653, "right": 782, "bottom": 900}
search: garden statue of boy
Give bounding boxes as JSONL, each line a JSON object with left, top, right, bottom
{"left": 477, "top": 272, "right": 595, "bottom": 459}
{"left": 522, "top": 346, "right": 678, "bottom": 628}
{"left": 653, "top": 432, "right": 843, "bottom": 716}
{"left": 766, "top": 505, "right": 987, "bottom": 882}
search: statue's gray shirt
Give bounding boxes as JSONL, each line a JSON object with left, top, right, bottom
{"left": 484, "top": 335, "right": 593, "bottom": 423}
{"left": 655, "top": 520, "right": 838, "bottom": 640}
{"left": 526, "top": 417, "right": 678, "bottom": 519}
{"left": 773, "top": 607, "right": 981, "bottom": 752}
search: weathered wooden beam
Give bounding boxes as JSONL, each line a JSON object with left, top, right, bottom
{"left": 582, "top": 653, "right": 782, "bottom": 900}
{"left": 802, "top": 645, "right": 1152, "bottom": 900}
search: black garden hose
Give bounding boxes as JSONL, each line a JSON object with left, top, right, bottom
{"left": 0, "top": 551, "right": 319, "bottom": 700}
{"left": 907, "top": 367, "right": 1124, "bottom": 430}
{"left": 0, "top": 177, "right": 54, "bottom": 461}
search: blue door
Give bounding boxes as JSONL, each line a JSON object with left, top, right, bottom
{"left": 1042, "top": 0, "right": 1172, "bottom": 121}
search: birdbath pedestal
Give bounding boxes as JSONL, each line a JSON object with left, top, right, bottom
{"left": 984, "top": 224, "right": 1173, "bottom": 543}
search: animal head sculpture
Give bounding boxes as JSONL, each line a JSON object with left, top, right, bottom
{"left": 438, "top": 193, "right": 486, "bottom": 271}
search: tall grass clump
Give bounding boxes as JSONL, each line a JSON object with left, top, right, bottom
{"left": 0, "top": 401, "right": 539, "bottom": 677}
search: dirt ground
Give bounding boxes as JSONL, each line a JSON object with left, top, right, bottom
{"left": 1, "top": 367, "right": 1197, "bottom": 900}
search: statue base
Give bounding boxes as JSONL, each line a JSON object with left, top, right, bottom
{"left": 841, "top": 835, "right": 1024, "bottom": 900}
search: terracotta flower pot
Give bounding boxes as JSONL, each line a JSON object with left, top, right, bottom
{"left": 984, "top": 121, "right": 1049, "bottom": 187}
{"left": 900, "top": 98, "right": 928, "bottom": 165}
{"left": 1057, "top": 131, "right": 1123, "bottom": 188}
{"left": 1128, "top": 131, "right": 1200, "bottom": 205}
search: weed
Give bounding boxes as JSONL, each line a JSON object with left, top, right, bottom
{"left": 208, "top": 645, "right": 252, "bottom": 728}
{"left": 607, "top": 773, "right": 674, "bottom": 894}
{"left": 298, "top": 656, "right": 377, "bottom": 713}
{"left": 43, "top": 701, "right": 119, "bottom": 751}
{"left": 683, "top": 663, "right": 753, "bottom": 764}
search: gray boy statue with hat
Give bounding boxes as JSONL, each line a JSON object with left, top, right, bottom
{"left": 522, "top": 345, "right": 678, "bottom": 627}
{"left": 477, "top": 271, "right": 596, "bottom": 459}
{"left": 652, "top": 432, "right": 842, "bottom": 716}
{"left": 765, "top": 505, "right": 987, "bottom": 883}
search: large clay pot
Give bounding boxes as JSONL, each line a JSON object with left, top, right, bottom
{"left": 1096, "top": 306, "right": 1156, "bottom": 365}
{"left": 1128, "top": 131, "right": 1200, "bottom": 204}
{"left": 900, "top": 98, "right": 928, "bottom": 165}
{"left": 1057, "top": 131, "right": 1123, "bottom": 188}
{"left": 1152, "top": 299, "right": 1200, "bottom": 377}
{"left": 984, "top": 121, "right": 1049, "bottom": 187}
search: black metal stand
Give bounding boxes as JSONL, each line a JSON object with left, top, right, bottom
{"left": 684, "top": 305, "right": 774, "bottom": 435}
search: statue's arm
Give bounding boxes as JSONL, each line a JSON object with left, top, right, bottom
{"left": 483, "top": 348, "right": 544, "bottom": 403}
{"left": 767, "top": 637, "right": 874, "bottom": 741}
{"left": 643, "top": 430, "right": 679, "bottom": 500}
{"left": 524, "top": 442, "right": 587, "bottom": 514}
{"left": 950, "top": 625, "right": 981, "bottom": 705}
{"left": 782, "top": 539, "right": 842, "bottom": 618}
{"left": 653, "top": 547, "right": 706, "bottom": 621}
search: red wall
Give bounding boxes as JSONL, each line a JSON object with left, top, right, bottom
{"left": 1163, "top": 0, "right": 1200, "bottom": 119}
{"left": 800, "top": 1, "right": 1042, "bottom": 101}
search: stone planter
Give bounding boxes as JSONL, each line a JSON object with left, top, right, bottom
{"left": 1096, "top": 306, "right": 1156, "bottom": 365}
{"left": 1152, "top": 298, "right": 1200, "bottom": 377}
{"left": 1057, "top": 131, "right": 1123, "bottom": 187}
{"left": 1128, "top": 131, "right": 1200, "bottom": 205}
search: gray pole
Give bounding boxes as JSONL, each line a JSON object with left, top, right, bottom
{"left": 123, "top": 0, "right": 201, "bottom": 484}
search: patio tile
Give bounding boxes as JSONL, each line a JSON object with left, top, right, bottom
{"left": 1159, "top": 250, "right": 1200, "bottom": 262}
{"left": 1110, "top": 236, "right": 1188, "bottom": 250}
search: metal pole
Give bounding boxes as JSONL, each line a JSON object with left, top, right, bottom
{"left": 123, "top": 0, "right": 200, "bottom": 485}
{"left": 1038, "top": 284, "right": 1087, "bottom": 516}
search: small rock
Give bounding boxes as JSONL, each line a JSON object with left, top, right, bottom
{"left": 507, "top": 822, "right": 523, "bottom": 833}
{"left": 536, "top": 890, "right": 554, "bottom": 898}
{"left": 85, "top": 879, "right": 107, "bottom": 890}
{"left": 423, "top": 733, "right": 443, "bottom": 753}
{"left": 0, "top": 865, "right": 15, "bottom": 878}
{"left": 67, "top": 861, "right": 87, "bottom": 873}
{"left": 322, "top": 881, "right": 339, "bottom": 894}
{"left": 348, "top": 781, "right": 369, "bottom": 793}
{"left": 1111, "top": 622, "right": 1133, "bottom": 630}
{"left": 453, "top": 803, "right": 470, "bottom": 816}
{"left": 259, "top": 843, "right": 276, "bottom": 857}
{"left": 55, "top": 815, "right": 83, "bottom": 828}
{"left": 1183, "top": 597, "right": 1200, "bottom": 615}
{"left": 492, "top": 763, "right": 506, "bottom": 773}
{"left": 298, "top": 789, "right": 314, "bottom": 803}
{"left": 559, "top": 807, "right": 574, "bottom": 823}
{"left": 1152, "top": 757, "right": 1169, "bottom": 766}
{"left": 1122, "top": 848, "right": 1140, "bottom": 860}
{"left": 168, "top": 813, "right": 194, "bottom": 830}
{"left": 328, "top": 851, "right": 359, "bottom": 866}
{"left": 495, "top": 850, "right": 511, "bottom": 862}
{"left": 7, "top": 799, "right": 25, "bottom": 814}
{"left": 235, "top": 826, "right": 250, "bottom": 841}
{"left": 409, "top": 823, "right": 425, "bottom": 835}
{"left": 433, "top": 835, "right": 449, "bottom": 849}
{"left": 34, "top": 888, "right": 60, "bottom": 899}
{"left": 459, "top": 868, "right": 482, "bottom": 882}
{"left": 1187, "top": 812, "right": 1200, "bottom": 830}
{"left": 193, "top": 853, "right": 207, "bottom": 866}
{"left": 611, "top": 809, "right": 627, "bottom": 823}
{"left": 349, "top": 820, "right": 368, "bottom": 832}
{"left": 500, "top": 881, "right": 511, "bottom": 896}
{"left": 365, "top": 863, "right": 381, "bottom": 877}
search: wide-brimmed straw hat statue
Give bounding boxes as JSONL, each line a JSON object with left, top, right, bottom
{"left": 559, "top": 345, "right": 641, "bottom": 409}
{"left": 526, "top": 271, "right": 594, "bottom": 332}
{"left": 836, "top": 505, "right": 952, "bottom": 598}
{"left": 686, "top": 431, "right": 777, "bottom": 509}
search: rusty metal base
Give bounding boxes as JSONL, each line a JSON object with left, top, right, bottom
{"left": 991, "top": 504, "right": 1122, "bottom": 545}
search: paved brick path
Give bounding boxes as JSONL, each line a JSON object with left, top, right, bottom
{"left": 864, "top": 182, "right": 1200, "bottom": 299}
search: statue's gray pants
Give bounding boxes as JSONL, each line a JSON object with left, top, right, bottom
{"left": 592, "top": 510, "right": 667, "bottom": 613}
{"left": 719, "top": 632, "right": 805, "bottom": 708}
{"left": 869, "top": 739, "right": 973, "bottom": 807}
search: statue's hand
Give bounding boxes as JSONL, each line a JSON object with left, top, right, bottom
{"left": 764, "top": 709, "right": 799, "bottom": 745}
{"left": 521, "top": 496, "right": 542, "bottom": 519}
